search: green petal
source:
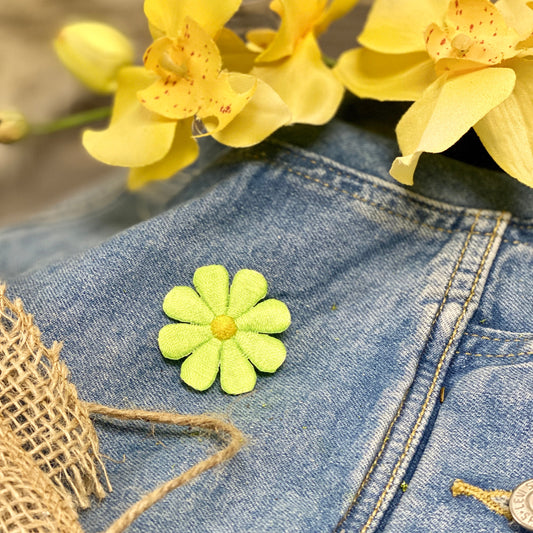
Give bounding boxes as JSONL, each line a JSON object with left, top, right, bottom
{"left": 219, "top": 339, "right": 257, "bottom": 394}
{"left": 235, "top": 331, "right": 286, "bottom": 373}
{"left": 158, "top": 324, "right": 211, "bottom": 360}
{"left": 180, "top": 338, "right": 221, "bottom": 391}
{"left": 162, "top": 286, "right": 214, "bottom": 324}
{"left": 226, "top": 269, "right": 268, "bottom": 318}
{"left": 236, "top": 299, "right": 291, "bottom": 333}
{"left": 193, "top": 265, "right": 229, "bottom": 316}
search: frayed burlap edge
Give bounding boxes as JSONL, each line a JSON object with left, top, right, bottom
{"left": 0, "top": 284, "right": 109, "bottom": 510}
{"left": 0, "top": 415, "right": 84, "bottom": 532}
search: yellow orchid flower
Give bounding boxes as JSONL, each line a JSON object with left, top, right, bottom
{"left": 247, "top": 0, "right": 359, "bottom": 125}
{"left": 83, "top": 0, "right": 290, "bottom": 190}
{"left": 335, "top": 0, "right": 533, "bottom": 187}
{"left": 54, "top": 22, "right": 134, "bottom": 94}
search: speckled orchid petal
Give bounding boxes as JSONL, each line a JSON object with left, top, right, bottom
{"left": 391, "top": 67, "right": 516, "bottom": 184}
{"left": 128, "top": 118, "right": 199, "bottom": 190}
{"left": 335, "top": 48, "right": 436, "bottom": 101}
{"left": 475, "top": 58, "right": 533, "bottom": 187}
{"left": 140, "top": 20, "right": 255, "bottom": 131}
{"left": 144, "top": 0, "right": 241, "bottom": 39}
{"left": 257, "top": 0, "right": 325, "bottom": 61}
{"left": 359, "top": 0, "right": 449, "bottom": 54}
{"left": 315, "top": 0, "right": 360, "bottom": 36}
{"left": 83, "top": 66, "right": 175, "bottom": 168}
{"left": 212, "top": 77, "right": 291, "bottom": 147}
{"left": 139, "top": 22, "right": 222, "bottom": 120}
{"left": 425, "top": 0, "right": 520, "bottom": 67}
{"left": 253, "top": 32, "right": 343, "bottom": 125}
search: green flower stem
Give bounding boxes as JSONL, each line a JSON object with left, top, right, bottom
{"left": 31, "top": 106, "right": 111, "bottom": 135}
{"left": 322, "top": 54, "right": 337, "bottom": 68}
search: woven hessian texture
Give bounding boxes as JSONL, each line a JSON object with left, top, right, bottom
{"left": 0, "top": 416, "right": 83, "bottom": 532}
{"left": 0, "top": 284, "right": 108, "bottom": 513}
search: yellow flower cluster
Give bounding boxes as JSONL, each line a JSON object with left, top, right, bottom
{"left": 335, "top": 0, "right": 533, "bottom": 186}
{"left": 55, "top": 0, "right": 533, "bottom": 190}
{"left": 56, "top": 0, "right": 356, "bottom": 189}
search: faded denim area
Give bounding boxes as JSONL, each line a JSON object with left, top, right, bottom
{"left": 1, "top": 115, "right": 532, "bottom": 532}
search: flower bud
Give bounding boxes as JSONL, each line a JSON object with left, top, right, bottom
{"left": 54, "top": 22, "right": 134, "bottom": 94}
{"left": 0, "top": 111, "right": 29, "bottom": 143}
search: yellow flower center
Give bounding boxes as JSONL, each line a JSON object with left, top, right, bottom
{"left": 210, "top": 315, "right": 237, "bottom": 341}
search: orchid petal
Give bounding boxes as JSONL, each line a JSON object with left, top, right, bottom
{"left": 246, "top": 28, "right": 277, "bottom": 53}
{"left": 257, "top": 0, "right": 325, "bottom": 61}
{"left": 82, "top": 67, "right": 175, "bottom": 168}
{"left": 315, "top": 0, "right": 360, "bottom": 36}
{"left": 216, "top": 28, "right": 257, "bottom": 73}
{"left": 359, "top": 0, "right": 449, "bottom": 54}
{"left": 127, "top": 118, "right": 199, "bottom": 189}
{"left": 475, "top": 59, "right": 533, "bottom": 187}
{"left": 335, "top": 48, "right": 436, "bottom": 101}
{"left": 144, "top": 0, "right": 240, "bottom": 38}
{"left": 212, "top": 77, "right": 291, "bottom": 147}
{"left": 253, "top": 32, "right": 343, "bottom": 125}
{"left": 392, "top": 68, "right": 516, "bottom": 184}
{"left": 495, "top": 0, "right": 533, "bottom": 40}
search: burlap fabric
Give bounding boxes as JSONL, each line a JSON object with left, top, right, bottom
{"left": 0, "top": 284, "right": 245, "bottom": 532}
{"left": 0, "top": 284, "right": 108, "bottom": 531}
{"left": 0, "top": 417, "right": 83, "bottom": 532}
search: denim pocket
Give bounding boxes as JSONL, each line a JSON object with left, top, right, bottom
{"left": 381, "top": 324, "right": 533, "bottom": 532}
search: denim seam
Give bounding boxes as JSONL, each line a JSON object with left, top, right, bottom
{"left": 456, "top": 350, "right": 533, "bottom": 358}
{"left": 463, "top": 332, "right": 533, "bottom": 342}
{"left": 248, "top": 154, "right": 494, "bottom": 236}
{"left": 335, "top": 213, "right": 480, "bottom": 532}
{"left": 502, "top": 238, "right": 533, "bottom": 247}
{"left": 333, "top": 390, "right": 410, "bottom": 533}
{"left": 266, "top": 140, "right": 501, "bottom": 221}
{"left": 360, "top": 212, "right": 505, "bottom": 533}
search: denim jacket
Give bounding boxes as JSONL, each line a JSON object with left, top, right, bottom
{"left": 1, "top": 104, "right": 532, "bottom": 532}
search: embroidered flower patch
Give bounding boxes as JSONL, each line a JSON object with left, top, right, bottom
{"left": 158, "top": 265, "right": 291, "bottom": 395}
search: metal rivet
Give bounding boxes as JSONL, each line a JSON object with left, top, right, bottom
{"left": 509, "top": 479, "right": 533, "bottom": 531}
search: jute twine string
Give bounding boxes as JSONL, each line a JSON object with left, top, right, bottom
{"left": 0, "top": 284, "right": 245, "bottom": 532}
{"left": 85, "top": 403, "right": 245, "bottom": 533}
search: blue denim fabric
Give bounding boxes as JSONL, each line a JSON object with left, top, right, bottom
{"left": 1, "top": 109, "right": 533, "bottom": 532}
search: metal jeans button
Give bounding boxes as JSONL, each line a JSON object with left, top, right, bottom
{"left": 509, "top": 479, "right": 533, "bottom": 531}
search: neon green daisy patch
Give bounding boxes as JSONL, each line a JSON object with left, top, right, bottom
{"left": 158, "top": 265, "right": 291, "bottom": 395}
